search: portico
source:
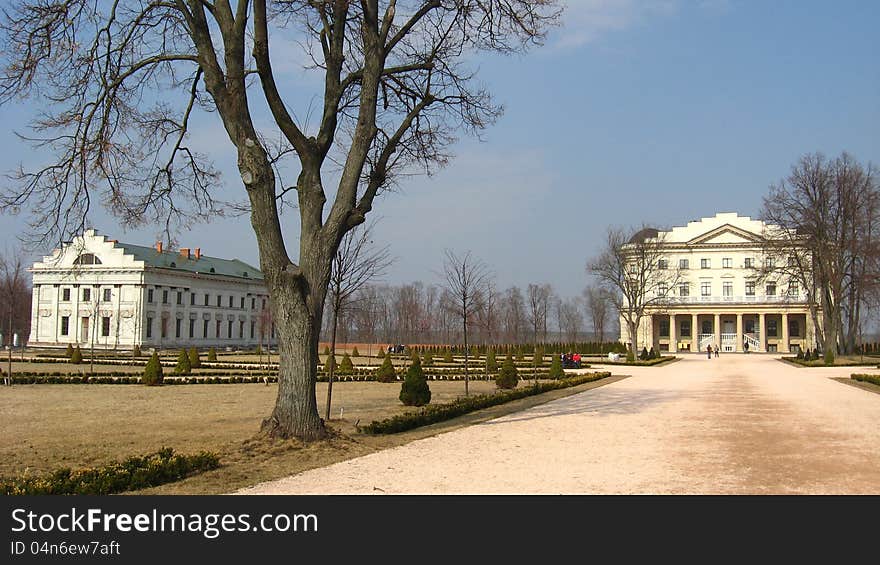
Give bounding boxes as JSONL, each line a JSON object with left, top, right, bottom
{"left": 650, "top": 309, "right": 812, "bottom": 353}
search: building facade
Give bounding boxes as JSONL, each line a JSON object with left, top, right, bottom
{"left": 620, "top": 213, "right": 818, "bottom": 354}
{"left": 29, "top": 229, "right": 274, "bottom": 350}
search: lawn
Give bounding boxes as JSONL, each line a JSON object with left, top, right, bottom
{"left": 0, "top": 375, "right": 619, "bottom": 494}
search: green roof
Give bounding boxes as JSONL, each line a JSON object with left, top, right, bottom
{"left": 118, "top": 243, "right": 263, "bottom": 281}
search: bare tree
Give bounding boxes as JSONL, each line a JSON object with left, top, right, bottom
{"left": 0, "top": 1, "right": 560, "bottom": 439}
{"left": 588, "top": 227, "right": 682, "bottom": 358}
{"left": 526, "top": 282, "right": 551, "bottom": 384}
{"left": 584, "top": 284, "right": 610, "bottom": 342}
{"left": 502, "top": 286, "right": 526, "bottom": 343}
{"left": 761, "top": 152, "right": 880, "bottom": 358}
{"left": 557, "top": 296, "right": 583, "bottom": 343}
{"left": 325, "top": 222, "right": 392, "bottom": 421}
{"left": 0, "top": 250, "right": 29, "bottom": 384}
{"left": 441, "top": 249, "right": 490, "bottom": 396}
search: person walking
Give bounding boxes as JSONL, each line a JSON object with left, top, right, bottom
{"left": 707, "top": 344, "right": 712, "bottom": 359}
{"left": 715, "top": 344, "right": 720, "bottom": 358}
{"left": 744, "top": 339, "right": 750, "bottom": 353}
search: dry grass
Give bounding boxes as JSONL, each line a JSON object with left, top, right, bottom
{"left": 0, "top": 376, "right": 619, "bottom": 494}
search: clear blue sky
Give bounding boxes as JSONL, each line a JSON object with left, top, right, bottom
{"left": 1, "top": 0, "right": 877, "bottom": 300}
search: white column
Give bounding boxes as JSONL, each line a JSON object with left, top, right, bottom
{"left": 669, "top": 314, "right": 677, "bottom": 353}
{"left": 736, "top": 313, "right": 743, "bottom": 353}
{"left": 759, "top": 312, "right": 766, "bottom": 352}
{"left": 691, "top": 313, "right": 698, "bottom": 352}
{"left": 30, "top": 285, "right": 40, "bottom": 343}
{"left": 714, "top": 313, "right": 721, "bottom": 349}
{"left": 781, "top": 312, "right": 789, "bottom": 353}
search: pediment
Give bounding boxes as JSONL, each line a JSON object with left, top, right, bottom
{"left": 687, "top": 224, "right": 761, "bottom": 245}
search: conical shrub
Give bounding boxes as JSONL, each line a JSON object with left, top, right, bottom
{"left": 549, "top": 354, "right": 564, "bottom": 379}
{"left": 70, "top": 346, "right": 83, "bottom": 365}
{"left": 339, "top": 353, "right": 354, "bottom": 374}
{"left": 65, "top": 344, "right": 74, "bottom": 358}
{"left": 399, "top": 356, "right": 431, "bottom": 406}
{"left": 485, "top": 349, "right": 498, "bottom": 372}
{"left": 188, "top": 347, "right": 201, "bottom": 369}
{"left": 175, "top": 349, "right": 191, "bottom": 375}
{"left": 143, "top": 352, "right": 164, "bottom": 386}
{"left": 352, "top": 346, "right": 360, "bottom": 357}
{"left": 324, "top": 354, "right": 337, "bottom": 372}
{"left": 375, "top": 355, "right": 396, "bottom": 383}
{"left": 207, "top": 347, "right": 217, "bottom": 362}
{"left": 495, "top": 353, "right": 519, "bottom": 390}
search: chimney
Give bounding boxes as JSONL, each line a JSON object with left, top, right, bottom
{"left": 156, "top": 241, "right": 163, "bottom": 254}
{"left": 180, "top": 248, "right": 190, "bottom": 259}
{"left": 194, "top": 248, "right": 201, "bottom": 260}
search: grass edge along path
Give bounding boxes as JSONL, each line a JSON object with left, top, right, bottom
{"left": 360, "top": 371, "right": 613, "bottom": 434}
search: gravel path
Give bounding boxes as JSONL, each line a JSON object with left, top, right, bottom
{"left": 238, "top": 355, "right": 880, "bottom": 494}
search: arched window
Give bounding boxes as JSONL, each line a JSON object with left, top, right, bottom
{"left": 73, "top": 253, "right": 102, "bottom": 265}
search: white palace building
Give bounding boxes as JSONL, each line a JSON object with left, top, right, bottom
{"left": 620, "top": 213, "right": 818, "bottom": 354}
{"left": 28, "top": 229, "right": 274, "bottom": 350}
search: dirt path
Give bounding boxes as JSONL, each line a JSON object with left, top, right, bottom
{"left": 238, "top": 355, "right": 880, "bottom": 494}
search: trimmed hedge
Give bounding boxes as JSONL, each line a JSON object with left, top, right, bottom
{"left": 851, "top": 373, "right": 880, "bottom": 387}
{"left": 1, "top": 448, "right": 220, "bottom": 495}
{"left": 360, "top": 371, "right": 611, "bottom": 434}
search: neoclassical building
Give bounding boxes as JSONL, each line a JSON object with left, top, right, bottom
{"left": 29, "top": 229, "right": 274, "bottom": 350}
{"left": 620, "top": 213, "right": 817, "bottom": 354}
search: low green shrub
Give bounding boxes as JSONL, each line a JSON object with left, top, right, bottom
{"left": 362, "top": 371, "right": 611, "bottom": 434}
{"left": 495, "top": 354, "right": 519, "bottom": 390}
{"left": 65, "top": 344, "right": 74, "bottom": 358}
{"left": 851, "top": 373, "right": 880, "bottom": 387}
{"left": 207, "top": 347, "right": 217, "bottom": 362}
{"left": 1, "top": 447, "right": 220, "bottom": 495}
{"left": 339, "top": 353, "right": 354, "bottom": 374}
{"left": 399, "top": 357, "right": 431, "bottom": 406}
{"left": 485, "top": 349, "right": 498, "bottom": 372}
{"left": 351, "top": 346, "right": 360, "bottom": 357}
{"left": 174, "top": 349, "right": 191, "bottom": 375}
{"left": 70, "top": 346, "right": 83, "bottom": 365}
{"left": 375, "top": 355, "right": 396, "bottom": 383}
{"left": 188, "top": 347, "right": 201, "bottom": 369}
{"left": 549, "top": 354, "right": 564, "bottom": 379}
{"left": 143, "top": 352, "right": 164, "bottom": 386}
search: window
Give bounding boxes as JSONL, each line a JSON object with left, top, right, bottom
{"left": 659, "top": 320, "right": 670, "bottom": 337}
{"left": 175, "top": 318, "right": 181, "bottom": 338}
{"left": 788, "top": 255, "right": 797, "bottom": 266}
{"left": 240, "top": 297, "right": 245, "bottom": 309}
{"left": 766, "top": 257, "right": 776, "bottom": 269}
{"left": 161, "top": 318, "right": 168, "bottom": 339}
{"left": 228, "top": 296, "right": 234, "bottom": 308}
{"left": 189, "top": 319, "right": 195, "bottom": 339}
{"left": 176, "top": 291, "right": 182, "bottom": 305}
{"left": 250, "top": 321, "right": 255, "bottom": 339}
{"left": 73, "top": 253, "right": 102, "bottom": 265}
{"left": 148, "top": 289, "right": 154, "bottom": 303}
{"left": 766, "top": 282, "right": 776, "bottom": 296}
{"left": 239, "top": 320, "right": 245, "bottom": 339}
{"left": 205, "top": 294, "right": 210, "bottom": 306}
{"left": 788, "top": 282, "right": 799, "bottom": 297}
{"left": 62, "top": 288, "right": 71, "bottom": 301}
{"left": 102, "top": 288, "right": 111, "bottom": 302}
{"left": 745, "top": 281, "right": 755, "bottom": 296}
{"left": 190, "top": 293, "right": 195, "bottom": 306}
{"left": 81, "top": 317, "right": 89, "bottom": 338}
{"left": 701, "top": 258, "right": 710, "bottom": 269}
{"left": 146, "top": 317, "right": 153, "bottom": 338}
{"left": 251, "top": 298, "right": 256, "bottom": 310}
{"left": 227, "top": 320, "right": 233, "bottom": 339}
{"left": 101, "top": 316, "right": 111, "bottom": 337}
{"left": 722, "top": 258, "right": 732, "bottom": 269}
{"left": 679, "top": 259, "right": 689, "bottom": 270}
{"left": 658, "top": 259, "right": 668, "bottom": 270}
{"left": 702, "top": 320, "right": 713, "bottom": 335}
{"left": 60, "top": 316, "right": 70, "bottom": 336}
{"left": 658, "top": 283, "right": 668, "bottom": 296}
{"left": 723, "top": 282, "right": 733, "bottom": 297}
{"left": 745, "top": 319, "right": 755, "bottom": 333}
{"left": 203, "top": 319, "right": 209, "bottom": 338}
{"left": 744, "top": 258, "right": 754, "bottom": 269}
{"left": 216, "top": 295, "right": 222, "bottom": 307}
{"left": 681, "top": 320, "right": 691, "bottom": 337}
{"left": 162, "top": 290, "right": 168, "bottom": 304}
{"left": 767, "top": 319, "right": 778, "bottom": 337}
{"left": 216, "top": 320, "right": 221, "bottom": 338}
{"left": 790, "top": 320, "right": 800, "bottom": 337}
{"left": 82, "top": 288, "right": 91, "bottom": 302}
{"left": 629, "top": 264, "right": 637, "bottom": 274}
{"left": 678, "top": 283, "right": 689, "bottom": 297}
{"left": 262, "top": 299, "right": 267, "bottom": 310}
{"left": 701, "top": 282, "right": 711, "bottom": 296}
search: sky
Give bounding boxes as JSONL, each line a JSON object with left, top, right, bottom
{"left": 0, "top": 0, "right": 877, "bottom": 300}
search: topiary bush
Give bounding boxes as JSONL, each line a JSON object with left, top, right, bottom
{"left": 485, "top": 349, "right": 498, "bottom": 372}
{"left": 534, "top": 349, "right": 544, "bottom": 367}
{"left": 375, "top": 355, "right": 396, "bottom": 383}
{"left": 422, "top": 351, "right": 434, "bottom": 367}
{"left": 443, "top": 348, "right": 453, "bottom": 363}
{"left": 399, "top": 356, "right": 431, "bottom": 406}
{"left": 649, "top": 346, "right": 657, "bottom": 359}
{"left": 143, "top": 352, "right": 164, "bottom": 386}
{"left": 70, "top": 346, "right": 83, "bottom": 365}
{"left": 175, "top": 349, "right": 191, "bottom": 375}
{"left": 339, "top": 353, "right": 354, "bottom": 374}
{"left": 188, "top": 347, "right": 201, "bottom": 369}
{"left": 65, "top": 344, "right": 74, "bottom": 358}
{"left": 323, "top": 345, "right": 331, "bottom": 355}
{"left": 207, "top": 347, "right": 217, "bottom": 362}
{"left": 351, "top": 346, "right": 360, "bottom": 357}
{"left": 496, "top": 353, "right": 519, "bottom": 390}
{"left": 324, "top": 354, "right": 337, "bottom": 373}
{"left": 132, "top": 344, "right": 142, "bottom": 357}
{"left": 549, "top": 354, "right": 564, "bottom": 379}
